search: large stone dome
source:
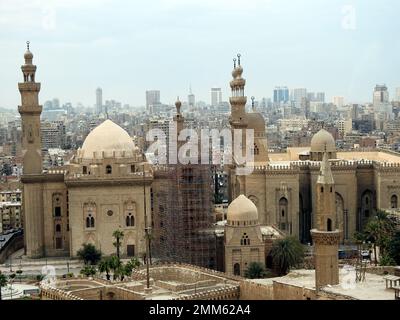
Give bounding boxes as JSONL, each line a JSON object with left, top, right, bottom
{"left": 227, "top": 194, "right": 258, "bottom": 222}
{"left": 247, "top": 113, "right": 265, "bottom": 132}
{"left": 79, "top": 120, "right": 135, "bottom": 159}
{"left": 310, "top": 129, "right": 336, "bottom": 153}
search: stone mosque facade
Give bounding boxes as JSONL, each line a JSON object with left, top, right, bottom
{"left": 17, "top": 45, "right": 400, "bottom": 275}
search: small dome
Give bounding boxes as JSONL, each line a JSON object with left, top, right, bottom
{"left": 311, "top": 129, "right": 336, "bottom": 153}
{"left": 227, "top": 194, "right": 258, "bottom": 222}
{"left": 80, "top": 120, "right": 135, "bottom": 159}
{"left": 247, "top": 113, "right": 265, "bottom": 132}
{"left": 24, "top": 49, "right": 33, "bottom": 61}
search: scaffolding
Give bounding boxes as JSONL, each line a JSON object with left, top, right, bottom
{"left": 151, "top": 163, "right": 216, "bottom": 269}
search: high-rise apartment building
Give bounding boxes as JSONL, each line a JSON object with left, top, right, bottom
{"left": 211, "top": 87, "right": 222, "bottom": 106}
{"left": 292, "top": 88, "right": 307, "bottom": 107}
{"left": 333, "top": 96, "right": 344, "bottom": 108}
{"left": 373, "top": 84, "right": 389, "bottom": 107}
{"left": 273, "top": 86, "right": 289, "bottom": 104}
{"left": 146, "top": 90, "right": 161, "bottom": 112}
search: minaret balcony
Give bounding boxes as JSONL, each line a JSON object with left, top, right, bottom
{"left": 18, "top": 82, "right": 41, "bottom": 91}
{"left": 230, "top": 96, "right": 247, "bottom": 106}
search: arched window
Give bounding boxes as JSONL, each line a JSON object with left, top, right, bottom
{"left": 86, "top": 217, "right": 90, "bottom": 228}
{"left": 241, "top": 233, "right": 250, "bottom": 246}
{"left": 55, "top": 224, "right": 61, "bottom": 232}
{"left": 391, "top": 195, "right": 398, "bottom": 209}
{"left": 106, "top": 165, "right": 112, "bottom": 174}
{"left": 279, "top": 197, "right": 288, "bottom": 218}
{"left": 90, "top": 216, "right": 95, "bottom": 228}
{"left": 253, "top": 143, "right": 259, "bottom": 155}
{"left": 126, "top": 213, "right": 135, "bottom": 227}
{"left": 321, "top": 187, "right": 324, "bottom": 193}
{"left": 233, "top": 263, "right": 240, "bottom": 276}
{"left": 83, "top": 166, "right": 87, "bottom": 174}
{"left": 327, "top": 218, "right": 332, "bottom": 231}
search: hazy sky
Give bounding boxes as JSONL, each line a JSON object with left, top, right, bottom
{"left": 0, "top": 0, "right": 399, "bottom": 108}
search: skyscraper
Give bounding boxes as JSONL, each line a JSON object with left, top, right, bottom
{"left": 273, "top": 86, "right": 289, "bottom": 104}
{"left": 145, "top": 90, "right": 161, "bottom": 112}
{"left": 96, "top": 87, "right": 103, "bottom": 114}
{"left": 211, "top": 87, "right": 222, "bottom": 106}
{"left": 373, "top": 84, "right": 389, "bottom": 107}
{"left": 291, "top": 88, "right": 307, "bottom": 107}
{"left": 333, "top": 96, "right": 344, "bottom": 108}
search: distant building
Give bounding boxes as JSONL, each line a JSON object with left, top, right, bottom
{"left": 333, "top": 96, "right": 344, "bottom": 108}
{"left": 0, "top": 201, "right": 22, "bottom": 232}
{"left": 96, "top": 87, "right": 103, "bottom": 115}
{"left": 273, "top": 86, "right": 289, "bottom": 104}
{"left": 41, "top": 121, "right": 66, "bottom": 149}
{"left": 316, "top": 92, "right": 325, "bottom": 103}
{"left": 395, "top": 87, "right": 400, "bottom": 102}
{"left": 188, "top": 87, "right": 195, "bottom": 108}
{"left": 291, "top": 88, "right": 307, "bottom": 108}
{"left": 211, "top": 87, "right": 222, "bottom": 106}
{"left": 146, "top": 90, "right": 161, "bottom": 113}
{"left": 373, "top": 84, "right": 389, "bottom": 107}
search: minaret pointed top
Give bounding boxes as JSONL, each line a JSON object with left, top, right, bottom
{"left": 24, "top": 41, "right": 33, "bottom": 63}
{"left": 237, "top": 53, "right": 241, "bottom": 66}
{"left": 175, "top": 96, "right": 182, "bottom": 114}
{"left": 26, "top": 41, "right": 30, "bottom": 50}
{"left": 251, "top": 96, "right": 255, "bottom": 111}
{"left": 317, "top": 149, "right": 334, "bottom": 185}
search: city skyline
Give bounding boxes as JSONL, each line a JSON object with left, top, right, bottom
{"left": 0, "top": 0, "right": 400, "bottom": 108}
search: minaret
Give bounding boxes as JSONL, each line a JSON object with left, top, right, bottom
{"left": 18, "top": 41, "right": 43, "bottom": 174}
{"left": 311, "top": 151, "right": 341, "bottom": 290}
{"left": 18, "top": 42, "right": 45, "bottom": 258}
{"left": 229, "top": 53, "right": 247, "bottom": 128}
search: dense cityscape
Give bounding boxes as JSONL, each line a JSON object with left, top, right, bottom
{"left": 1, "top": 1, "right": 400, "bottom": 313}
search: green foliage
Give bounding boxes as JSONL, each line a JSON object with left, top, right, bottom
{"left": 80, "top": 265, "right": 97, "bottom": 277}
{"left": 271, "top": 236, "right": 304, "bottom": 276}
{"left": 125, "top": 257, "right": 141, "bottom": 274}
{"left": 387, "top": 230, "right": 400, "bottom": 265}
{"left": 9, "top": 273, "right": 16, "bottom": 280}
{"left": 77, "top": 243, "right": 102, "bottom": 265}
{"left": 0, "top": 272, "right": 8, "bottom": 287}
{"left": 379, "top": 254, "right": 396, "bottom": 266}
{"left": 36, "top": 274, "right": 44, "bottom": 282}
{"left": 244, "top": 262, "right": 266, "bottom": 279}
{"left": 112, "top": 230, "right": 124, "bottom": 258}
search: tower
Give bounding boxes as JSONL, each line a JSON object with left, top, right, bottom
{"left": 229, "top": 54, "right": 247, "bottom": 128}
{"left": 18, "top": 42, "right": 45, "bottom": 258}
{"left": 96, "top": 87, "right": 103, "bottom": 115}
{"left": 311, "top": 151, "right": 341, "bottom": 289}
{"left": 18, "top": 41, "right": 43, "bottom": 175}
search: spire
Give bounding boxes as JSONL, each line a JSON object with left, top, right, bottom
{"left": 251, "top": 96, "right": 255, "bottom": 112}
{"left": 317, "top": 150, "right": 334, "bottom": 185}
{"left": 175, "top": 96, "right": 182, "bottom": 115}
{"left": 237, "top": 53, "right": 241, "bottom": 66}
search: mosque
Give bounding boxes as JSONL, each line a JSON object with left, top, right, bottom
{"left": 18, "top": 45, "right": 400, "bottom": 278}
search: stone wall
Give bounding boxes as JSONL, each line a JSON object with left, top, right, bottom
{"left": 238, "top": 280, "right": 273, "bottom": 300}
{"left": 0, "top": 233, "right": 24, "bottom": 264}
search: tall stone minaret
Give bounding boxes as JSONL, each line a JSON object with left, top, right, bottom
{"left": 18, "top": 41, "right": 43, "bottom": 174}
{"left": 311, "top": 151, "right": 341, "bottom": 290}
{"left": 18, "top": 42, "right": 44, "bottom": 258}
{"left": 229, "top": 53, "right": 248, "bottom": 132}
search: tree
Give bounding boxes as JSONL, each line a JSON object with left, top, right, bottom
{"left": 98, "top": 258, "right": 111, "bottom": 280}
{"left": 108, "top": 255, "right": 122, "bottom": 281}
{"left": 244, "top": 262, "right": 266, "bottom": 279}
{"left": 76, "top": 243, "right": 102, "bottom": 265}
{"left": 80, "top": 265, "right": 97, "bottom": 277}
{"left": 124, "top": 257, "right": 141, "bottom": 277}
{"left": 0, "top": 272, "right": 8, "bottom": 301}
{"left": 112, "top": 230, "right": 124, "bottom": 259}
{"left": 387, "top": 230, "right": 400, "bottom": 265}
{"left": 270, "top": 236, "right": 304, "bottom": 276}
{"left": 364, "top": 210, "right": 396, "bottom": 264}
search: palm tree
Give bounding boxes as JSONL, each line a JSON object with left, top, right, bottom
{"left": 98, "top": 258, "right": 111, "bottom": 280}
{"left": 112, "top": 230, "right": 124, "bottom": 259}
{"left": 364, "top": 210, "right": 396, "bottom": 264}
{"left": 80, "top": 265, "right": 96, "bottom": 277}
{"left": 124, "top": 257, "right": 141, "bottom": 277}
{"left": 270, "top": 236, "right": 304, "bottom": 276}
{"left": 0, "top": 272, "right": 8, "bottom": 301}
{"left": 109, "top": 255, "right": 122, "bottom": 281}
{"left": 244, "top": 262, "right": 266, "bottom": 279}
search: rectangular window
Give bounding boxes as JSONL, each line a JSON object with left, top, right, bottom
{"left": 54, "top": 206, "right": 61, "bottom": 217}
{"left": 127, "top": 245, "right": 135, "bottom": 257}
{"left": 55, "top": 237, "right": 62, "bottom": 249}
{"left": 83, "top": 166, "right": 87, "bottom": 174}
